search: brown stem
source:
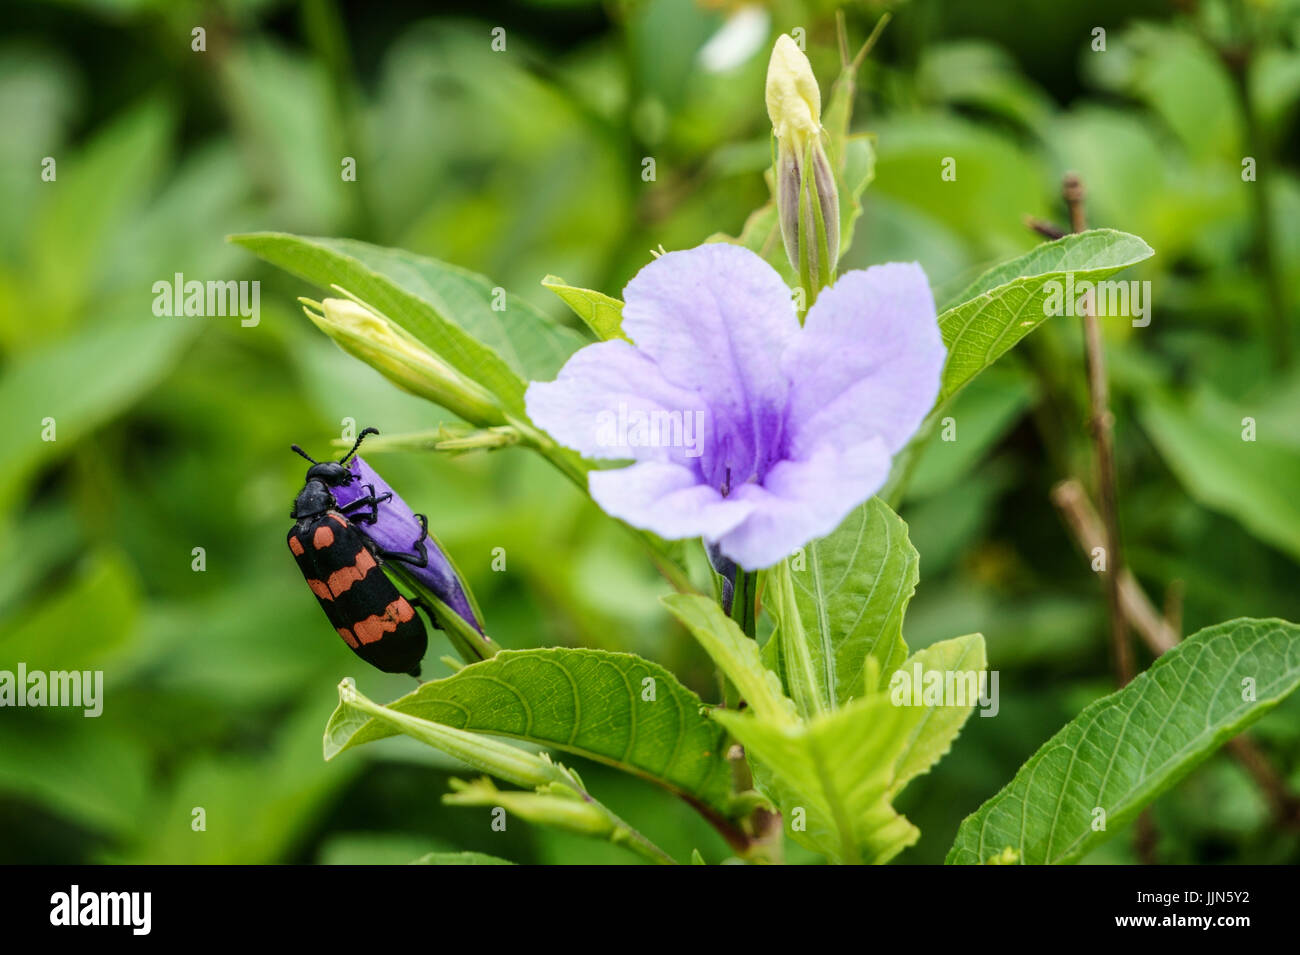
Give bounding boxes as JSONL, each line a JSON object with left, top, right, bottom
{"left": 1064, "top": 173, "right": 1135, "bottom": 687}
{"left": 1051, "top": 480, "right": 1178, "bottom": 654}
{"left": 1024, "top": 215, "right": 1066, "bottom": 241}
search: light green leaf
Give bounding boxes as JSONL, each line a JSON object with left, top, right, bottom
{"left": 767, "top": 498, "right": 917, "bottom": 713}
{"left": 936, "top": 228, "right": 1154, "bottom": 403}
{"left": 822, "top": 40, "right": 878, "bottom": 262}
{"left": 834, "top": 135, "right": 876, "bottom": 263}
{"left": 947, "top": 618, "right": 1300, "bottom": 864}
{"left": 890, "top": 634, "right": 987, "bottom": 793}
{"left": 444, "top": 777, "right": 612, "bottom": 837}
{"left": 661, "top": 593, "right": 798, "bottom": 726}
{"left": 541, "top": 275, "right": 627, "bottom": 341}
{"left": 410, "top": 851, "right": 515, "bottom": 865}
{"left": 324, "top": 647, "right": 735, "bottom": 815}
{"left": 726, "top": 634, "right": 987, "bottom": 864}
{"left": 1140, "top": 387, "right": 1300, "bottom": 561}
{"left": 328, "top": 679, "right": 566, "bottom": 792}
{"left": 231, "top": 233, "right": 585, "bottom": 415}
{"left": 326, "top": 680, "right": 677, "bottom": 865}
{"left": 713, "top": 694, "right": 918, "bottom": 865}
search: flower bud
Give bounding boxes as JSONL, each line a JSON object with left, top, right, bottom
{"left": 766, "top": 34, "right": 821, "bottom": 150}
{"left": 445, "top": 779, "right": 613, "bottom": 837}
{"left": 766, "top": 35, "right": 840, "bottom": 295}
{"left": 305, "top": 297, "right": 505, "bottom": 427}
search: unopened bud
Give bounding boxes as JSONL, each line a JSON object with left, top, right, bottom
{"left": 305, "top": 297, "right": 505, "bottom": 426}
{"left": 766, "top": 35, "right": 840, "bottom": 296}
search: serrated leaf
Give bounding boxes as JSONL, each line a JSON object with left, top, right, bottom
{"left": 890, "top": 634, "right": 987, "bottom": 793}
{"left": 714, "top": 696, "right": 918, "bottom": 865}
{"left": 946, "top": 618, "right": 1300, "bottom": 865}
{"left": 728, "top": 634, "right": 986, "bottom": 864}
{"left": 231, "top": 233, "right": 585, "bottom": 415}
{"left": 324, "top": 647, "right": 735, "bottom": 815}
{"left": 542, "top": 275, "right": 627, "bottom": 341}
{"left": 768, "top": 498, "right": 917, "bottom": 713}
{"left": 936, "top": 228, "right": 1153, "bottom": 403}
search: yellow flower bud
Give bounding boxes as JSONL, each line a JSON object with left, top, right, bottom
{"left": 766, "top": 34, "right": 821, "bottom": 150}
{"left": 765, "top": 35, "right": 839, "bottom": 298}
{"left": 305, "top": 296, "right": 505, "bottom": 427}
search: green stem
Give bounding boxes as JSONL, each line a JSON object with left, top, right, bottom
{"left": 729, "top": 570, "right": 758, "bottom": 639}
{"left": 554, "top": 763, "right": 678, "bottom": 866}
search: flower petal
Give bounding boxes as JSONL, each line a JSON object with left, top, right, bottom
{"left": 525, "top": 340, "right": 712, "bottom": 466}
{"left": 335, "top": 457, "right": 483, "bottom": 633}
{"left": 782, "top": 263, "right": 945, "bottom": 458}
{"left": 622, "top": 244, "right": 799, "bottom": 489}
{"left": 588, "top": 461, "right": 754, "bottom": 542}
{"left": 715, "top": 439, "right": 891, "bottom": 570}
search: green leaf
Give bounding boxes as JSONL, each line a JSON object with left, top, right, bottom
{"left": 822, "top": 41, "right": 878, "bottom": 262}
{"left": 327, "top": 680, "right": 678, "bottom": 864}
{"left": 767, "top": 498, "right": 917, "bottom": 713}
{"left": 410, "top": 851, "right": 515, "bottom": 865}
{"left": 726, "top": 635, "right": 987, "bottom": 864}
{"left": 834, "top": 135, "right": 876, "bottom": 264}
{"left": 230, "top": 233, "right": 585, "bottom": 415}
{"left": 541, "top": 275, "right": 627, "bottom": 341}
{"left": 947, "top": 618, "right": 1300, "bottom": 865}
{"left": 936, "top": 229, "right": 1154, "bottom": 403}
{"left": 1139, "top": 387, "right": 1300, "bottom": 561}
{"left": 324, "top": 647, "right": 735, "bottom": 816}
{"left": 890, "top": 634, "right": 987, "bottom": 793}
{"left": 714, "top": 690, "right": 918, "bottom": 865}
{"left": 444, "top": 777, "right": 613, "bottom": 837}
{"left": 661, "top": 593, "right": 798, "bottom": 726}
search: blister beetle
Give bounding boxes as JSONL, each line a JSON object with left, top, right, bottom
{"left": 286, "top": 428, "right": 431, "bottom": 677}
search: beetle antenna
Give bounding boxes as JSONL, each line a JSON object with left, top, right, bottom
{"left": 290, "top": 444, "right": 317, "bottom": 464}
{"left": 340, "top": 427, "right": 380, "bottom": 464}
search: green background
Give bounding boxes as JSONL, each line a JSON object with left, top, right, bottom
{"left": 2, "top": 0, "right": 1299, "bottom": 864}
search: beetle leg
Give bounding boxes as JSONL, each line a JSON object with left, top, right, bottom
{"left": 371, "top": 513, "right": 430, "bottom": 568}
{"left": 340, "top": 485, "right": 392, "bottom": 525}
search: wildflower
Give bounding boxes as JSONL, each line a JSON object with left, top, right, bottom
{"left": 332, "top": 454, "right": 484, "bottom": 635}
{"left": 524, "top": 243, "right": 945, "bottom": 570}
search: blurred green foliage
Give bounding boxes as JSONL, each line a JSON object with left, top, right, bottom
{"left": 2, "top": 0, "right": 1299, "bottom": 864}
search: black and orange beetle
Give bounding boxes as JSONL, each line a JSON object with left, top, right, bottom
{"left": 287, "top": 428, "right": 429, "bottom": 677}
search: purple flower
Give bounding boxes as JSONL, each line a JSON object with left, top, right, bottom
{"left": 333, "top": 455, "right": 484, "bottom": 634}
{"left": 524, "top": 244, "right": 945, "bottom": 570}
